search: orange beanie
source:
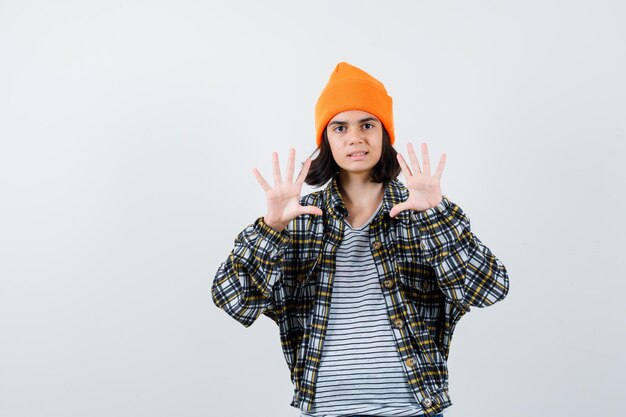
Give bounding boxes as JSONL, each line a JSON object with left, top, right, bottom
{"left": 315, "top": 62, "right": 394, "bottom": 147}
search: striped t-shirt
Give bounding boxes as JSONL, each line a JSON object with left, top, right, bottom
{"left": 301, "top": 201, "right": 438, "bottom": 417}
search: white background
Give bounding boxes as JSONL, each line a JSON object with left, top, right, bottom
{"left": 1, "top": 1, "right": 625, "bottom": 416}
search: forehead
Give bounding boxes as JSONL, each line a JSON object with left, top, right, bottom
{"left": 329, "top": 109, "right": 380, "bottom": 123}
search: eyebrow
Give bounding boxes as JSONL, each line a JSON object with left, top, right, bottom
{"left": 328, "top": 117, "right": 379, "bottom": 126}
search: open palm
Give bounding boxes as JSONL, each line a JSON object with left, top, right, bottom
{"left": 390, "top": 142, "right": 446, "bottom": 218}
{"left": 252, "top": 148, "right": 323, "bottom": 232}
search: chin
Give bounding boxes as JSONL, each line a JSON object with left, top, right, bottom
{"left": 339, "top": 166, "right": 375, "bottom": 175}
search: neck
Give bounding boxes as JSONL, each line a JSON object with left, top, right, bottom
{"left": 337, "top": 171, "right": 385, "bottom": 207}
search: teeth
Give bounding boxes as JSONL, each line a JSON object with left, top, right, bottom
{"left": 350, "top": 152, "right": 366, "bottom": 157}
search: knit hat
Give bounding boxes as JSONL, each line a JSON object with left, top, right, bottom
{"left": 314, "top": 62, "right": 394, "bottom": 147}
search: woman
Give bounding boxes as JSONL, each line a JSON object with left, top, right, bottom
{"left": 212, "top": 62, "right": 509, "bottom": 417}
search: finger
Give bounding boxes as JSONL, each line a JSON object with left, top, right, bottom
{"left": 286, "top": 148, "right": 295, "bottom": 183}
{"left": 434, "top": 153, "right": 446, "bottom": 179}
{"left": 295, "top": 157, "right": 311, "bottom": 185}
{"left": 421, "top": 143, "right": 431, "bottom": 175}
{"left": 272, "top": 152, "right": 282, "bottom": 184}
{"left": 389, "top": 201, "right": 411, "bottom": 218}
{"left": 300, "top": 205, "right": 324, "bottom": 216}
{"left": 407, "top": 143, "right": 421, "bottom": 174}
{"left": 397, "top": 153, "right": 413, "bottom": 178}
{"left": 252, "top": 168, "right": 271, "bottom": 192}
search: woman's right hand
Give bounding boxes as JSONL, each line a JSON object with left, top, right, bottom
{"left": 252, "top": 148, "right": 324, "bottom": 232}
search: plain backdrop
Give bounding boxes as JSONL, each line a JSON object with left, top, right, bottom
{"left": 1, "top": 1, "right": 625, "bottom": 416}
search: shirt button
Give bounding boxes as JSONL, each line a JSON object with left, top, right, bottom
{"left": 383, "top": 279, "right": 395, "bottom": 289}
{"left": 420, "top": 280, "right": 430, "bottom": 290}
{"left": 405, "top": 357, "right": 417, "bottom": 367}
{"left": 371, "top": 241, "right": 382, "bottom": 250}
{"left": 421, "top": 397, "right": 433, "bottom": 408}
{"left": 393, "top": 318, "right": 404, "bottom": 328}
{"left": 296, "top": 275, "right": 305, "bottom": 283}
{"left": 410, "top": 212, "right": 418, "bottom": 222}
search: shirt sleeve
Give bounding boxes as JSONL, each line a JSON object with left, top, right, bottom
{"left": 411, "top": 196, "right": 510, "bottom": 315}
{"left": 211, "top": 216, "right": 292, "bottom": 327}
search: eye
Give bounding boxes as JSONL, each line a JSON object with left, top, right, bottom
{"left": 362, "top": 123, "right": 374, "bottom": 129}
{"left": 333, "top": 125, "right": 346, "bottom": 133}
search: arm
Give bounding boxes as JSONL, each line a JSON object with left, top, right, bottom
{"left": 212, "top": 148, "right": 321, "bottom": 327}
{"left": 390, "top": 142, "right": 509, "bottom": 315}
{"left": 412, "top": 196, "right": 510, "bottom": 314}
{"left": 211, "top": 216, "right": 291, "bottom": 328}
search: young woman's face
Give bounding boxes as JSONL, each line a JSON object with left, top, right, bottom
{"left": 326, "top": 110, "right": 383, "bottom": 177}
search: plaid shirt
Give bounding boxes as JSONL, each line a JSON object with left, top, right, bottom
{"left": 211, "top": 176, "right": 509, "bottom": 416}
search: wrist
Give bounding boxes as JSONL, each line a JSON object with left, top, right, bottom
{"left": 263, "top": 217, "right": 288, "bottom": 232}
{"left": 255, "top": 217, "right": 292, "bottom": 248}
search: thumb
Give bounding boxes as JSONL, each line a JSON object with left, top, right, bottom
{"left": 389, "top": 202, "right": 410, "bottom": 218}
{"left": 300, "top": 205, "right": 324, "bottom": 216}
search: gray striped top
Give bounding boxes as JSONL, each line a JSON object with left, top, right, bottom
{"left": 301, "top": 201, "right": 438, "bottom": 417}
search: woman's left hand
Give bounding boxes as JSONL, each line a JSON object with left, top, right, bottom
{"left": 389, "top": 142, "right": 446, "bottom": 218}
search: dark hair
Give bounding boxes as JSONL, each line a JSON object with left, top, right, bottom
{"left": 304, "top": 126, "right": 401, "bottom": 188}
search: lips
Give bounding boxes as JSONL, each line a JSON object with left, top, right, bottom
{"left": 347, "top": 151, "right": 368, "bottom": 161}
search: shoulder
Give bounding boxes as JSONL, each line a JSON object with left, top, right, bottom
{"left": 281, "top": 188, "right": 325, "bottom": 254}
{"left": 298, "top": 188, "right": 325, "bottom": 208}
{"left": 388, "top": 177, "right": 410, "bottom": 203}
{"left": 389, "top": 177, "right": 408, "bottom": 193}
{"left": 280, "top": 188, "right": 326, "bottom": 234}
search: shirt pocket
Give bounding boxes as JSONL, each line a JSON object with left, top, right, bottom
{"left": 283, "top": 253, "right": 320, "bottom": 287}
{"left": 287, "top": 254, "right": 321, "bottom": 328}
{"left": 395, "top": 258, "right": 446, "bottom": 342}
{"left": 395, "top": 258, "right": 438, "bottom": 294}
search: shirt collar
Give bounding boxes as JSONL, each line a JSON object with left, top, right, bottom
{"left": 322, "top": 176, "right": 413, "bottom": 224}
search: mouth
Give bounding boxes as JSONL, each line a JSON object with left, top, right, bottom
{"left": 347, "top": 151, "right": 368, "bottom": 158}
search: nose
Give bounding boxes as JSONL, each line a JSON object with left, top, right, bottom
{"left": 347, "top": 128, "right": 364, "bottom": 145}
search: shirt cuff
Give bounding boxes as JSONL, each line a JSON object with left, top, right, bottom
{"left": 409, "top": 195, "right": 467, "bottom": 259}
{"left": 255, "top": 216, "right": 292, "bottom": 248}
{"left": 409, "top": 195, "right": 453, "bottom": 227}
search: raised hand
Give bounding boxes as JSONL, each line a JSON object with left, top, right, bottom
{"left": 252, "top": 148, "right": 324, "bottom": 232}
{"left": 389, "top": 142, "right": 446, "bottom": 218}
